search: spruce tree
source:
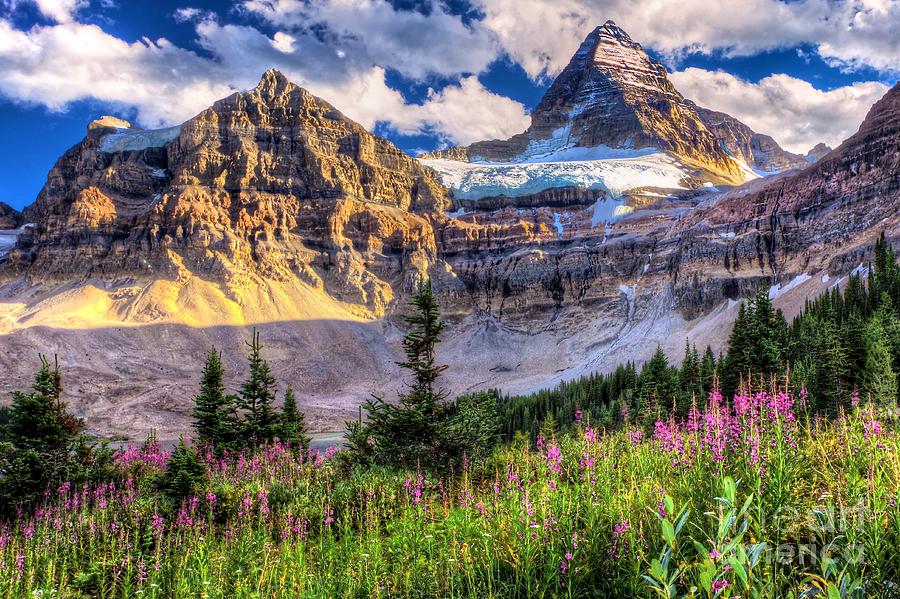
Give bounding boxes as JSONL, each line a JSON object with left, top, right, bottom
{"left": 811, "top": 316, "right": 849, "bottom": 415}
{"left": 237, "top": 329, "right": 279, "bottom": 445}
{"left": 348, "top": 279, "right": 456, "bottom": 470}
{"left": 279, "top": 386, "right": 310, "bottom": 451}
{"left": 1, "top": 356, "right": 85, "bottom": 512}
{"left": 637, "top": 346, "right": 671, "bottom": 425}
{"left": 192, "top": 348, "right": 236, "bottom": 450}
{"left": 864, "top": 316, "right": 899, "bottom": 408}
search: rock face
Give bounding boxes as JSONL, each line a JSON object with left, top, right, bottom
{"left": 805, "top": 143, "right": 833, "bottom": 163}
{"left": 0, "top": 202, "right": 20, "bottom": 229}
{"left": 671, "top": 82, "right": 900, "bottom": 314}
{"left": 425, "top": 21, "right": 745, "bottom": 184}
{"left": 0, "top": 65, "right": 897, "bottom": 442}
{"left": 688, "top": 103, "right": 810, "bottom": 172}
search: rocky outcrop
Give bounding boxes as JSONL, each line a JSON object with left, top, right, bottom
{"left": 805, "top": 143, "right": 833, "bottom": 163}
{"left": 0, "top": 202, "right": 20, "bottom": 229}
{"left": 689, "top": 103, "right": 809, "bottom": 172}
{"left": 669, "top": 82, "right": 900, "bottom": 314}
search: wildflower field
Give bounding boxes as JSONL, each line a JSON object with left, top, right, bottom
{"left": 2, "top": 388, "right": 899, "bottom": 598}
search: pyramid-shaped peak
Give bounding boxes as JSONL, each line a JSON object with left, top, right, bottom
{"left": 598, "top": 20, "right": 632, "bottom": 41}
{"left": 257, "top": 68, "right": 292, "bottom": 89}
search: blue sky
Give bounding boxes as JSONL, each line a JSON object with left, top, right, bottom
{"left": 0, "top": 0, "right": 897, "bottom": 211}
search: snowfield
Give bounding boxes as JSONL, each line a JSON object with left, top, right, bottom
{"left": 100, "top": 125, "right": 182, "bottom": 153}
{"left": 420, "top": 151, "right": 689, "bottom": 202}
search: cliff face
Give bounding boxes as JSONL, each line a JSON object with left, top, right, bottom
{"left": 689, "top": 103, "right": 810, "bottom": 173}
{"left": 0, "top": 202, "right": 20, "bottom": 229}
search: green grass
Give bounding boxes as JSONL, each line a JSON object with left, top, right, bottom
{"left": 2, "top": 390, "right": 900, "bottom": 598}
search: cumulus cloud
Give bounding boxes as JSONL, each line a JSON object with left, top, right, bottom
{"left": 388, "top": 76, "right": 531, "bottom": 145}
{"left": 473, "top": 0, "right": 900, "bottom": 78}
{"left": 0, "top": 0, "right": 895, "bottom": 154}
{"left": 0, "top": 13, "right": 526, "bottom": 145}
{"left": 240, "top": 0, "right": 499, "bottom": 79}
{"left": 670, "top": 68, "right": 890, "bottom": 152}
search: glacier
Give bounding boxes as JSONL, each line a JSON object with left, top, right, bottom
{"left": 100, "top": 125, "right": 182, "bottom": 153}
{"left": 420, "top": 152, "right": 689, "bottom": 202}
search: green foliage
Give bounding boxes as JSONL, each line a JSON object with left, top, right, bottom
{"left": 346, "top": 279, "right": 491, "bottom": 471}
{"left": 279, "top": 386, "right": 310, "bottom": 451}
{"left": 0, "top": 355, "right": 103, "bottom": 513}
{"left": 237, "top": 328, "right": 279, "bottom": 446}
{"left": 192, "top": 348, "right": 238, "bottom": 451}
{"left": 157, "top": 438, "right": 207, "bottom": 504}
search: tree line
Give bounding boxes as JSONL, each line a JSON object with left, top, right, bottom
{"left": 498, "top": 232, "right": 900, "bottom": 438}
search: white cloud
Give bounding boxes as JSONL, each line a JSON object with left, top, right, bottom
{"left": 473, "top": 0, "right": 900, "bottom": 78}
{"left": 240, "top": 0, "right": 499, "bottom": 79}
{"left": 670, "top": 68, "right": 890, "bottom": 152}
{"left": 0, "top": 15, "right": 526, "bottom": 146}
{"left": 387, "top": 76, "right": 531, "bottom": 145}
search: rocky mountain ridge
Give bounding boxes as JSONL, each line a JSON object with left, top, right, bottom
{"left": 0, "top": 42, "right": 895, "bottom": 441}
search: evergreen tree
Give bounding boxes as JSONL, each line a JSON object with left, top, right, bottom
{"left": 700, "top": 346, "right": 717, "bottom": 396}
{"left": 811, "top": 316, "right": 849, "bottom": 415}
{"left": 0, "top": 356, "right": 87, "bottom": 512}
{"left": 348, "top": 279, "right": 460, "bottom": 470}
{"left": 191, "top": 348, "right": 237, "bottom": 450}
{"left": 237, "top": 329, "right": 279, "bottom": 445}
{"left": 449, "top": 390, "right": 502, "bottom": 462}
{"left": 677, "top": 340, "right": 701, "bottom": 417}
{"left": 636, "top": 346, "right": 672, "bottom": 426}
{"left": 158, "top": 438, "right": 208, "bottom": 504}
{"left": 279, "top": 386, "right": 310, "bottom": 451}
{"left": 864, "top": 316, "right": 898, "bottom": 408}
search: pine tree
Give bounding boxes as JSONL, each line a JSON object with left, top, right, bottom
{"left": 158, "top": 438, "right": 208, "bottom": 504}
{"left": 279, "top": 386, "right": 310, "bottom": 451}
{"left": 864, "top": 315, "right": 898, "bottom": 408}
{"left": 192, "top": 348, "right": 236, "bottom": 450}
{"left": 677, "top": 340, "right": 701, "bottom": 417}
{"left": 348, "top": 279, "right": 458, "bottom": 470}
{"left": 700, "top": 346, "right": 717, "bottom": 396}
{"left": 811, "top": 316, "right": 849, "bottom": 415}
{"left": 1, "top": 356, "right": 86, "bottom": 512}
{"left": 237, "top": 329, "right": 279, "bottom": 445}
{"left": 636, "top": 346, "right": 671, "bottom": 426}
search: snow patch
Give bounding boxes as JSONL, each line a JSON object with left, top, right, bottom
{"left": 149, "top": 168, "right": 167, "bottom": 178}
{"left": 719, "top": 232, "right": 736, "bottom": 239}
{"left": 768, "top": 273, "right": 812, "bottom": 299}
{"left": 821, "top": 273, "right": 830, "bottom": 284}
{"left": 100, "top": 125, "right": 181, "bottom": 153}
{"left": 509, "top": 124, "right": 658, "bottom": 163}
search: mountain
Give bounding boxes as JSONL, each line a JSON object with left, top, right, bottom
{"left": 676, "top": 82, "right": 900, "bottom": 286}
{"left": 13, "top": 69, "right": 447, "bottom": 296}
{"left": 0, "top": 66, "right": 896, "bottom": 443}
{"left": 0, "top": 201, "right": 20, "bottom": 229}
{"left": 424, "top": 21, "right": 746, "bottom": 185}
{"left": 805, "top": 142, "right": 833, "bottom": 163}
{"left": 687, "top": 102, "right": 810, "bottom": 173}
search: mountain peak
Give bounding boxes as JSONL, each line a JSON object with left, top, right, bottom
{"left": 253, "top": 68, "right": 295, "bottom": 99}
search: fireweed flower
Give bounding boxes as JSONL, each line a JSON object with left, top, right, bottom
{"left": 610, "top": 520, "right": 630, "bottom": 558}
{"left": 628, "top": 430, "right": 643, "bottom": 446}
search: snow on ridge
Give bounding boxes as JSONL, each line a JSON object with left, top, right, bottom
{"left": 768, "top": 273, "right": 812, "bottom": 300}
{"left": 100, "top": 125, "right": 181, "bottom": 153}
